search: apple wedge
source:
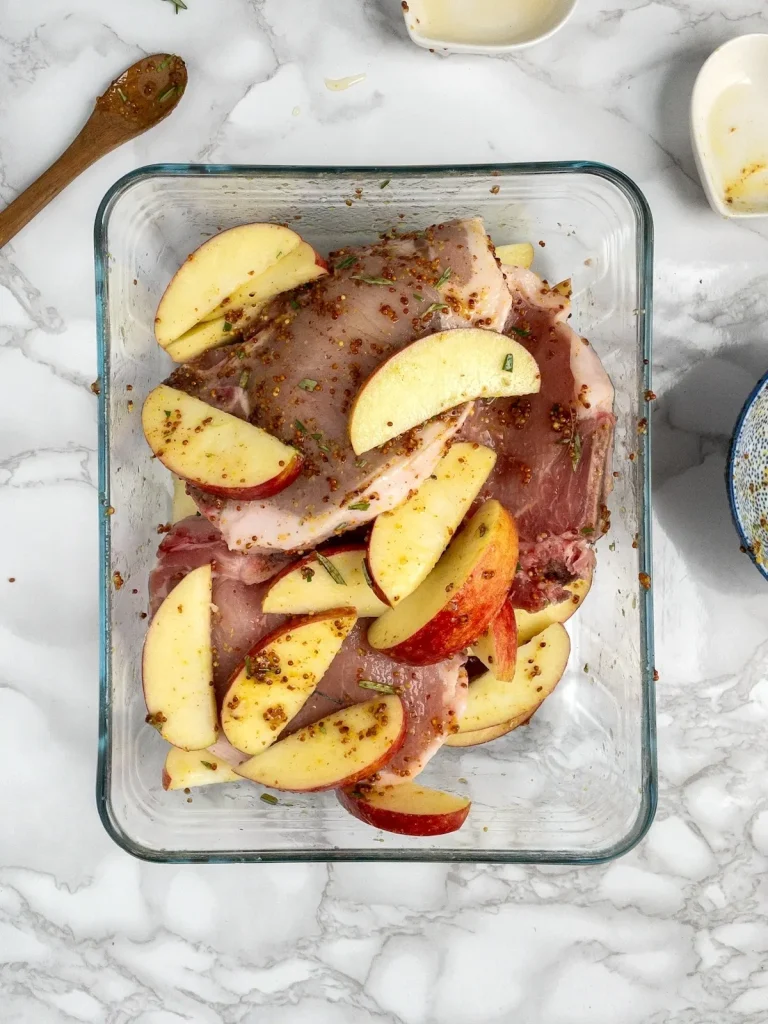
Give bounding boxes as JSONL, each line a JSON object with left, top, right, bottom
{"left": 234, "top": 695, "right": 406, "bottom": 791}
{"left": 444, "top": 710, "right": 534, "bottom": 748}
{"left": 348, "top": 328, "right": 540, "bottom": 455}
{"left": 367, "top": 441, "right": 496, "bottom": 606}
{"left": 338, "top": 781, "right": 470, "bottom": 836}
{"left": 221, "top": 610, "right": 357, "bottom": 755}
{"left": 451, "top": 622, "right": 570, "bottom": 736}
{"left": 200, "top": 242, "right": 328, "bottom": 322}
{"left": 368, "top": 500, "right": 518, "bottom": 665}
{"left": 142, "top": 563, "right": 217, "bottom": 750}
{"left": 515, "top": 574, "right": 592, "bottom": 645}
{"left": 494, "top": 242, "right": 534, "bottom": 268}
{"left": 262, "top": 545, "right": 388, "bottom": 617}
{"left": 471, "top": 600, "right": 517, "bottom": 681}
{"left": 143, "top": 384, "right": 302, "bottom": 501}
{"left": 164, "top": 242, "right": 329, "bottom": 363}
{"left": 164, "top": 319, "right": 237, "bottom": 364}
{"left": 154, "top": 223, "right": 303, "bottom": 346}
{"left": 162, "top": 746, "right": 241, "bottom": 790}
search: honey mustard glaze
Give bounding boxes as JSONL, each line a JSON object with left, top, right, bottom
{"left": 708, "top": 75, "right": 768, "bottom": 214}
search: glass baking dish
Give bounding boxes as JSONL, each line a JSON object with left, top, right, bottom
{"left": 95, "top": 162, "right": 655, "bottom": 863}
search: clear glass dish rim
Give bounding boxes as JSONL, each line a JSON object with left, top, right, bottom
{"left": 94, "top": 160, "right": 656, "bottom": 864}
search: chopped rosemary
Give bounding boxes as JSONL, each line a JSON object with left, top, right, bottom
{"left": 351, "top": 274, "right": 394, "bottom": 286}
{"left": 502, "top": 353, "right": 514, "bottom": 372}
{"left": 301, "top": 565, "right": 315, "bottom": 582}
{"left": 380, "top": 179, "right": 391, "bottom": 189}
{"left": 317, "top": 441, "right": 331, "bottom": 454}
{"left": 117, "top": 87, "right": 128, "bottom": 103}
{"left": 163, "top": 0, "right": 187, "bottom": 12}
{"left": 413, "top": 292, "right": 423, "bottom": 301}
{"left": 571, "top": 431, "right": 583, "bottom": 472}
{"left": 435, "top": 267, "right": 452, "bottom": 289}
{"left": 260, "top": 793, "right": 279, "bottom": 805}
{"left": 164, "top": 410, "right": 171, "bottom": 418}
{"left": 355, "top": 457, "right": 367, "bottom": 469}
{"left": 423, "top": 302, "right": 449, "bottom": 316}
{"left": 157, "top": 84, "right": 178, "bottom": 103}
{"left": 238, "top": 370, "right": 249, "bottom": 389}
{"left": 335, "top": 255, "right": 358, "bottom": 270}
{"left": 298, "top": 378, "right": 319, "bottom": 392}
{"left": 200, "top": 760, "right": 217, "bottom": 771}
{"left": 294, "top": 419, "right": 308, "bottom": 433}
{"left": 358, "top": 680, "right": 396, "bottom": 694}
{"left": 157, "top": 56, "right": 172, "bottom": 71}
{"left": 290, "top": 299, "right": 300, "bottom": 310}
{"left": 580, "top": 525, "right": 594, "bottom": 535}
{"left": 348, "top": 500, "right": 370, "bottom": 511}
{"left": 222, "top": 321, "right": 233, "bottom": 332}
{"left": 510, "top": 325, "right": 530, "bottom": 337}
{"left": 244, "top": 655, "right": 256, "bottom": 678}
{"left": 316, "top": 552, "right": 346, "bottom": 585}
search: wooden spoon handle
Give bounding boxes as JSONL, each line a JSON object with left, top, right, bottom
{"left": 0, "top": 121, "right": 108, "bottom": 248}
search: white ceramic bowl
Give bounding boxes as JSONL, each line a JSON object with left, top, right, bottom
{"left": 401, "top": 0, "right": 578, "bottom": 55}
{"left": 691, "top": 34, "right": 768, "bottom": 219}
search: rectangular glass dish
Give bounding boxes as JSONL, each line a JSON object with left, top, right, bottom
{"left": 95, "top": 163, "right": 655, "bottom": 863}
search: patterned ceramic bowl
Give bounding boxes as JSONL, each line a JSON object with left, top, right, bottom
{"left": 728, "top": 369, "right": 768, "bottom": 580}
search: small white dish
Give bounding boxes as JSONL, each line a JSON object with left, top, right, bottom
{"left": 401, "top": 0, "right": 577, "bottom": 55}
{"left": 691, "top": 34, "right": 768, "bottom": 218}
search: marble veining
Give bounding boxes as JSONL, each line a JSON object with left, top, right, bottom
{"left": 2, "top": 0, "right": 768, "bottom": 1020}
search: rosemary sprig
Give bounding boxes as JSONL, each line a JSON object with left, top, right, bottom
{"left": 163, "top": 0, "right": 188, "bottom": 13}
{"left": 358, "top": 680, "right": 396, "bottom": 694}
{"left": 351, "top": 274, "right": 394, "bottom": 286}
{"left": 335, "top": 255, "right": 358, "bottom": 270}
{"left": 315, "top": 553, "right": 346, "bottom": 585}
{"left": 435, "top": 267, "right": 452, "bottom": 289}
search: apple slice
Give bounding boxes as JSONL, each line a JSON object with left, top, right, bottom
{"left": 494, "top": 242, "right": 534, "bottom": 268}
{"left": 367, "top": 441, "right": 496, "bottom": 606}
{"left": 171, "top": 474, "right": 199, "bottom": 523}
{"left": 143, "top": 384, "right": 302, "bottom": 501}
{"left": 154, "top": 223, "right": 303, "bottom": 346}
{"left": 367, "top": 500, "right": 518, "bottom": 665}
{"left": 452, "top": 622, "right": 570, "bottom": 735}
{"left": 338, "top": 781, "right": 470, "bottom": 836}
{"left": 348, "top": 329, "right": 540, "bottom": 455}
{"left": 200, "top": 242, "right": 328, "bottom": 322}
{"left": 142, "top": 564, "right": 217, "bottom": 750}
{"left": 234, "top": 695, "right": 406, "bottom": 791}
{"left": 162, "top": 746, "right": 241, "bottom": 790}
{"left": 164, "top": 319, "right": 238, "bottom": 364}
{"left": 444, "top": 709, "right": 533, "bottom": 748}
{"left": 471, "top": 600, "right": 517, "bottom": 681}
{"left": 221, "top": 610, "right": 357, "bottom": 755}
{"left": 515, "top": 574, "right": 592, "bottom": 645}
{"left": 262, "top": 545, "right": 388, "bottom": 617}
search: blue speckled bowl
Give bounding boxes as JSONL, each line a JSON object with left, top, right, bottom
{"left": 728, "top": 369, "right": 768, "bottom": 580}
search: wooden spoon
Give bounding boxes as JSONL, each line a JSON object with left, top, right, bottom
{"left": 0, "top": 54, "right": 187, "bottom": 248}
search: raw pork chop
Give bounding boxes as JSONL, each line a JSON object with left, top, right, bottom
{"left": 149, "top": 524, "right": 466, "bottom": 780}
{"left": 461, "top": 265, "right": 615, "bottom": 610}
{"left": 167, "top": 218, "right": 511, "bottom": 553}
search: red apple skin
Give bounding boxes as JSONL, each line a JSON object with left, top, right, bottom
{"left": 476, "top": 601, "right": 517, "bottom": 680}
{"left": 161, "top": 768, "right": 172, "bottom": 791}
{"left": 337, "top": 786, "right": 471, "bottom": 836}
{"left": 379, "top": 509, "right": 518, "bottom": 666}
{"left": 314, "top": 254, "right": 330, "bottom": 273}
{"left": 185, "top": 449, "right": 303, "bottom": 501}
{"left": 363, "top": 549, "right": 392, "bottom": 608}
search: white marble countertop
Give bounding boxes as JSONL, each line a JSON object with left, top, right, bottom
{"left": 2, "top": 1, "right": 768, "bottom": 1020}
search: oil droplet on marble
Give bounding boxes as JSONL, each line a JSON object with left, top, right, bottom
{"left": 324, "top": 74, "right": 366, "bottom": 92}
